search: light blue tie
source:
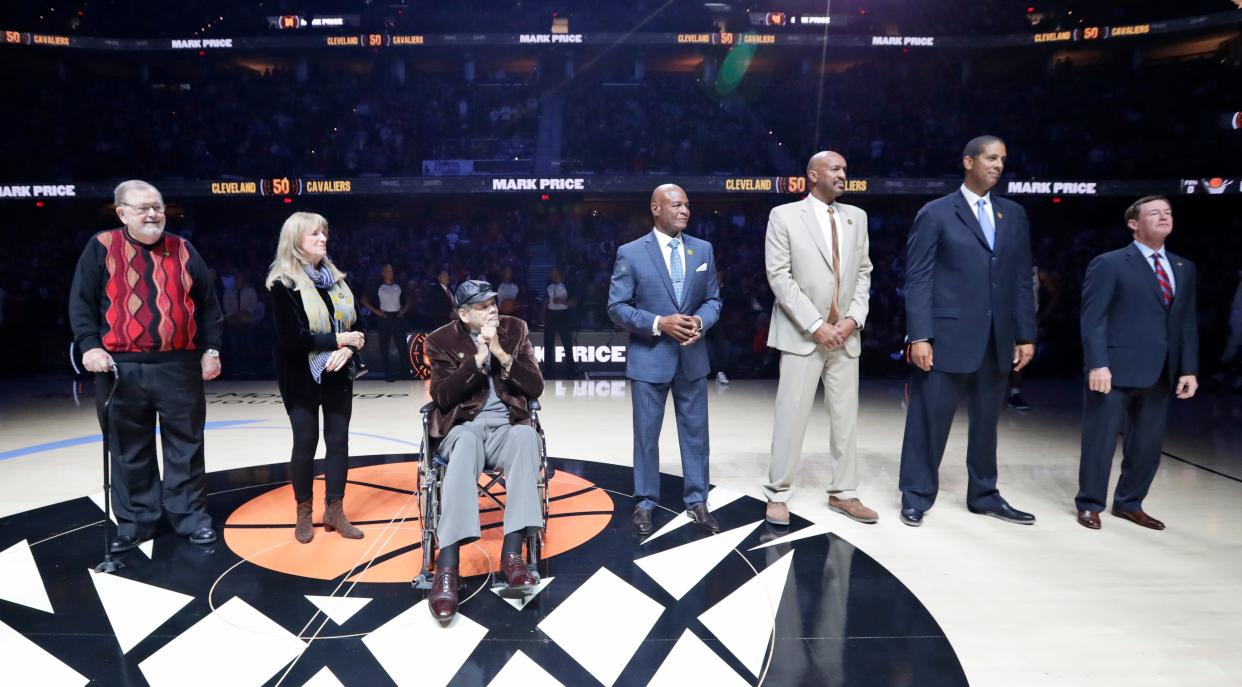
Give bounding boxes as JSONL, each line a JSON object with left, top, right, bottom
{"left": 668, "top": 237, "right": 684, "bottom": 304}
{"left": 977, "top": 199, "right": 995, "bottom": 250}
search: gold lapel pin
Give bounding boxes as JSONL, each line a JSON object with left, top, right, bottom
{"left": 997, "top": 212, "right": 1004, "bottom": 220}
{"left": 687, "top": 249, "right": 694, "bottom": 255}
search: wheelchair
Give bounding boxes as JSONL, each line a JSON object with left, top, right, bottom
{"left": 412, "top": 399, "right": 553, "bottom": 590}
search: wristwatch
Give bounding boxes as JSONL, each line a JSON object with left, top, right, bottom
{"left": 204, "top": 348, "right": 220, "bottom": 357}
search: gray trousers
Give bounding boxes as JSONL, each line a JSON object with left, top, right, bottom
{"left": 437, "top": 415, "right": 544, "bottom": 548}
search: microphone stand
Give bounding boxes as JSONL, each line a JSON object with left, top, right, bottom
{"left": 94, "top": 361, "right": 124, "bottom": 574}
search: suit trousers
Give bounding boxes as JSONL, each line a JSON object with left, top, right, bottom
{"left": 543, "top": 309, "right": 575, "bottom": 379}
{"left": 898, "top": 333, "right": 1008, "bottom": 512}
{"left": 1075, "top": 377, "right": 1170, "bottom": 513}
{"left": 95, "top": 359, "right": 211, "bottom": 539}
{"left": 765, "top": 346, "right": 860, "bottom": 503}
{"left": 631, "top": 371, "right": 710, "bottom": 510}
{"left": 436, "top": 415, "right": 543, "bottom": 548}
{"left": 376, "top": 314, "right": 405, "bottom": 381}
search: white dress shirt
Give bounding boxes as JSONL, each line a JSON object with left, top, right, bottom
{"left": 960, "top": 184, "right": 993, "bottom": 232}
{"left": 1133, "top": 241, "right": 1176, "bottom": 294}
{"left": 805, "top": 195, "right": 854, "bottom": 335}
{"left": 649, "top": 228, "right": 698, "bottom": 335}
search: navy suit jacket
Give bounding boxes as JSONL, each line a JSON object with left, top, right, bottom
{"left": 607, "top": 231, "right": 722, "bottom": 383}
{"left": 905, "top": 190, "right": 1037, "bottom": 373}
{"left": 1080, "top": 243, "right": 1198, "bottom": 388}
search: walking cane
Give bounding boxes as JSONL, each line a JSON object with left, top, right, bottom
{"left": 94, "top": 361, "right": 124, "bottom": 574}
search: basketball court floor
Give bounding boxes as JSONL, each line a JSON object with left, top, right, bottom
{"left": 1, "top": 377, "right": 1238, "bottom": 686}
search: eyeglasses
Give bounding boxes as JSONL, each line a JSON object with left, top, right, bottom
{"left": 119, "top": 202, "right": 166, "bottom": 214}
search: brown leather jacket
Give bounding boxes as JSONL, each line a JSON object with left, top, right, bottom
{"left": 426, "top": 315, "right": 544, "bottom": 438}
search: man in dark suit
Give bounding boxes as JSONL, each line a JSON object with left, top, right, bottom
{"left": 608, "top": 184, "right": 723, "bottom": 536}
{"left": 898, "top": 135, "right": 1038, "bottom": 527}
{"left": 1075, "top": 196, "right": 1198, "bottom": 530}
{"left": 424, "top": 280, "right": 545, "bottom": 620}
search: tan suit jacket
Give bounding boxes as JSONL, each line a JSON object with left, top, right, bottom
{"left": 765, "top": 197, "right": 872, "bottom": 356}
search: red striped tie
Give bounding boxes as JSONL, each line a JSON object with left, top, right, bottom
{"left": 1152, "top": 253, "right": 1173, "bottom": 308}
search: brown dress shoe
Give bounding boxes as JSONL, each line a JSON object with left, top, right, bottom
{"left": 294, "top": 499, "right": 314, "bottom": 543}
{"left": 765, "top": 501, "right": 790, "bottom": 526}
{"left": 428, "top": 567, "right": 460, "bottom": 621}
{"left": 323, "top": 498, "right": 364, "bottom": 539}
{"left": 501, "top": 552, "right": 537, "bottom": 591}
{"left": 829, "top": 496, "right": 879, "bottom": 524}
{"left": 1111, "top": 508, "right": 1165, "bottom": 530}
{"left": 1077, "top": 510, "right": 1101, "bottom": 530}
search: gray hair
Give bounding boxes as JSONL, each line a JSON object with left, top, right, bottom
{"left": 113, "top": 179, "right": 162, "bottom": 206}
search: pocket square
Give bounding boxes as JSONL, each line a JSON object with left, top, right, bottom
{"left": 695, "top": 263, "right": 708, "bottom": 272}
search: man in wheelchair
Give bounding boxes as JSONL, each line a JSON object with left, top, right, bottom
{"left": 424, "top": 280, "right": 546, "bottom": 621}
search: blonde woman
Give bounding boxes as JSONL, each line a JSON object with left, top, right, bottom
{"left": 267, "top": 212, "right": 366, "bottom": 543}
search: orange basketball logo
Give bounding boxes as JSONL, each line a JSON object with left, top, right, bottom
{"left": 224, "top": 462, "right": 612, "bottom": 582}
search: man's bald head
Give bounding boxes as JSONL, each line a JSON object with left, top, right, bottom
{"left": 806, "top": 150, "right": 848, "bottom": 202}
{"left": 650, "top": 184, "right": 690, "bottom": 236}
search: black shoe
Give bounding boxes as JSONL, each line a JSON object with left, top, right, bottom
{"left": 110, "top": 535, "right": 141, "bottom": 554}
{"left": 1007, "top": 393, "right": 1031, "bottom": 411}
{"left": 188, "top": 526, "right": 217, "bottom": 544}
{"left": 687, "top": 503, "right": 720, "bottom": 533}
{"left": 632, "top": 506, "right": 654, "bottom": 536}
{"left": 968, "top": 502, "right": 1036, "bottom": 525}
{"left": 900, "top": 508, "right": 924, "bottom": 527}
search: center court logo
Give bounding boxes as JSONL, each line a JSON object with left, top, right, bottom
{"left": 223, "top": 462, "right": 613, "bottom": 581}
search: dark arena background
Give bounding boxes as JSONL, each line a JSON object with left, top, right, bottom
{"left": 1, "top": 2, "right": 1240, "bottom": 686}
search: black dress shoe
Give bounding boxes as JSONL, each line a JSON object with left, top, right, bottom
{"left": 632, "top": 506, "right": 654, "bottom": 536}
{"left": 968, "top": 502, "right": 1036, "bottom": 525}
{"left": 188, "top": 527, "right": 217, "bottom": 545}
{"left": 110, "top": 535, "right": 141, "bottom": 554}
{"left": 900, "top": 508, "right": 924, "bottom": 527}
{"left": 687, "top": 503, "right": 720, "bottom": 533}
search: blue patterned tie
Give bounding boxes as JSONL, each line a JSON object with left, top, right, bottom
{"left": 668, "top": 237, "right": 684, "bottom": 304}
{"left": 977, "top": 199, "right": 995, "bottom": 250}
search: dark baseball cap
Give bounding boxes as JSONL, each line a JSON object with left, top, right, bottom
{"left": 454, "top": 279, "right": 498, "bottom": 308}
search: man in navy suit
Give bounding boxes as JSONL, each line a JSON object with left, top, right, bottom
{"left": 898, "top": 135, "right": 1038, "bottom": 527}
{"left": 1075, "top": 195, "right": 1198, "bottom": 530}
{"left": 608, "top": 184, "right": 723, "bottom": 536}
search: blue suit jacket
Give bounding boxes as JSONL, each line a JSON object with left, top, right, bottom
{"left": 608, "top": 230, "right": 723, "bottom": 383}
{"left": 905, "top": 190, "right": 1037, "bottom": 374}
{"left": 1080, "top": 243, "right": 1198, "bottom": 388}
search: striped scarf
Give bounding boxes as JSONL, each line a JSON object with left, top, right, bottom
{"left": 301, "top": 264, "right": 356, "bottom": 383}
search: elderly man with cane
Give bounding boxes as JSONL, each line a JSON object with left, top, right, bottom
{"left": 69, "top": 180, "right": 224, "bottom": 554}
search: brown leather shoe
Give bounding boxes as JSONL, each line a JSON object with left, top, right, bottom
{"left": 1076, "top": 510, "right": 1101, "bottom": 530}
{"left": 765, "top": 501, "right": 790, "bottom": 526}
{"left": 428, "top": 567, "right": 460, "bottom": 621}
{"left": 501, "top": 552, "right": 537, "bottom": 592}
{"left": 829, "top": 496, "right": 879, "bottom": 524}
{"left": 1111, "top": 508, "right": 1165, "bottom": 530}
{"left": 294, "top": 499, "right": 314, "bottom": 543}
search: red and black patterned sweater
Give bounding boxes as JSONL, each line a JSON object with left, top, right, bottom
{"left": 69, "top": 228, "right": 223, "bottom": 363}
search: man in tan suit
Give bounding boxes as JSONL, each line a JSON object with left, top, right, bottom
{"left": 764, "top": 151, "right": 875, "bottom": 525}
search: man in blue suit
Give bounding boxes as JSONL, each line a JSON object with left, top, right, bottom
{"left": 608, "top": 184, "right": 723, "bottom": 536}
{"left": 1075, "top": 195, "right": 1198, "bottom": 531}
{"left": 898, "top": 135, "right": 1038, "bottom": 527}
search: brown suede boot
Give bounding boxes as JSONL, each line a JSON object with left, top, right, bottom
{"left": 294, "top": 499, "right": 314, "bottom": 544}
{"left": 323, "top": 498, "right": 364, "bottom": 539}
